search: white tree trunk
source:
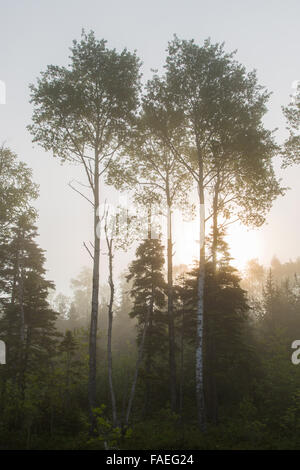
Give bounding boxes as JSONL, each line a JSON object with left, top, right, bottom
{"left": 88, "top": 157, "right": 100, "bottom": 432}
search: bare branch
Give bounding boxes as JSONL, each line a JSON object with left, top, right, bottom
{"left": 83, "top": 241, "right": 94, "bottom": 260}
{"left": 68, "top": 180, "right": 94, "bottom": 207}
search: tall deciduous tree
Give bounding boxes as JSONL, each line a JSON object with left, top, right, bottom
{"left": 111, "top": 80, "right": 194, "bottom": 411}
{"left": 206, "top": 104, "right": 283, "bottom": 274}
{"left": 144, "top": 36, "right": 281, "bottom": 429}
{"left": 28, "top": 30, "right": 141, "bottom": 428}
{"left": 102, "top": 205, "right": 135, "bottom": 427}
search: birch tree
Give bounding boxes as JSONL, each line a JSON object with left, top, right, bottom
{"left": 28, "top": 30, "right": 141, "bottom": 429}
{"left": 207, "top": 124, "right": 283, "bottom": 274}
{"left": 102, "top": 205, "right": 135, "bottom": 428}
{"left": 144, "top": 36, "right": 280, "bottom": 430}
{"left": 110, "top": 84, "right": 194, "bottom": 411}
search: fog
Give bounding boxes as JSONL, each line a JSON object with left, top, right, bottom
{"left": 0, "top": 0, "right": 299, "bottom": 294}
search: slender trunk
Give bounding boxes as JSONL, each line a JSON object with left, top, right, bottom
{"left": 0, "top": 341, "right": 5, "bottom": 366}
{"left": 125, "top": 305, "right": 151, "bottom": 427}
{"left": 196, "top": 145, "right": 206, "bottom": 431}
{"left": 142, "top": 207, "right": 154, "bottom": 416}
{"left": 106, "top": 235, "right": 118, "bottom": 427}
{"left": 88, "top": 155, "right": 100, "bottom": 432}
{"left": 166, "top": 194, "right": 177, "bottom": 411}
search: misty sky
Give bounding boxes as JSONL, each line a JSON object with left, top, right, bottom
{"left": 0, "top": 0, "right": 299, "bottom": 295}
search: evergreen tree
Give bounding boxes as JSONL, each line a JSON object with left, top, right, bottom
{"left": 126, "top": 238, "right": 167, "bottom": 414}
{"left": 0, "top": 213, "right": 59, "bottom": 395}
{"left": 175, "top": 238, "right": 254, "bottom": 423}
{"left": 59, "top": 330, "right": 82, "bottom": 397}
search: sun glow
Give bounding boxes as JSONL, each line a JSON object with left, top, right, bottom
{"left": 227, "top": 223, "right": 263, "bottom": 272}
{"left": 172, "top": 213, "right": 200, "bottom": 269}
{"left": 172, "top": 214, "right": 262, "bottom": 273}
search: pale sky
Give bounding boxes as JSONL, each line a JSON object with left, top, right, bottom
{"left": 0, "top": 0, "right": 299, "bottom": 294}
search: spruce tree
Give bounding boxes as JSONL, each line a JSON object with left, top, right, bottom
{"left": 0, "top": 213, "right": 59, "bottom": 395}
{"left": 126, "top": 238, "right": 167, "bottom": 414}
{"left": 174, "top": 234, "right": 253, "bottom": 422}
